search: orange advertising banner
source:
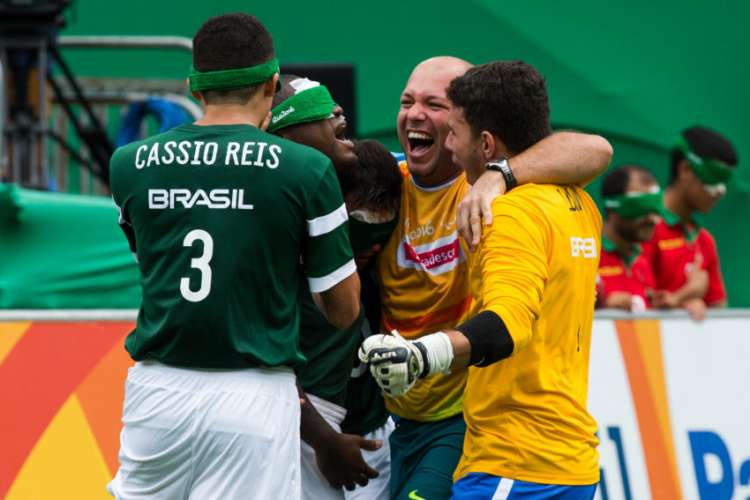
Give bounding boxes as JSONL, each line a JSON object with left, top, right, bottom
{"left": 3, "top": 312, "right": 750, "bottom": 499}
{"left": 0, "top": 319, "right": 134, "bottom": 499}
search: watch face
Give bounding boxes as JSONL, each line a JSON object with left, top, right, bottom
{"left": 485, "top": 159, "right": 516, "bottom": 189}
{"left": 486, "top": 160, "right": 507, "bottom": 170}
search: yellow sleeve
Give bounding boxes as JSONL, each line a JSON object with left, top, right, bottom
{"left": 479, "top": 197, "right": 549, "bottom": 354}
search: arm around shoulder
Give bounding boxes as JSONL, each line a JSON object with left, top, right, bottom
{"left": 512, "top": 131, "right": 613, "bottom": 187}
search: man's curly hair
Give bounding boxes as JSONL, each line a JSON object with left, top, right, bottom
{"left": 447, "top": 60, "right": 551, "bottom": 153}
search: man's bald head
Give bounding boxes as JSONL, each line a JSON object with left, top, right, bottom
{"left": 408, "top": 56, "right": 473, "bottom": 83}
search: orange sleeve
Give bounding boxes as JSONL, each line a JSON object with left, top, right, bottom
{"left": 398, "top": 160, "right": 410, "bottom": 178}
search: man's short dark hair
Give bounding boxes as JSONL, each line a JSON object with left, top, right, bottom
{"left": 669, "top": 126, "right": 738, "bottom": 184}
{"left": 447, "top": 60, "right": 551, "bottom": 153}
{"left": 341, "top": 140, "right": 402, "bottom": 215}
{"left": 193, "top": 13, "right": 275, "bottom": 105}
{"left": 601, "top": 164, "right": 656, "bottom": 199}
{"left": 272, "top": 74, "right": 302, "bottom": 109}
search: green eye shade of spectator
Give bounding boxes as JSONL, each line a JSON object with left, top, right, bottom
{"left": 604, "top": 190, "right": 664, "bottom": 219}
{"left": 675, "top": 137, "right": 734, "bottom": 186}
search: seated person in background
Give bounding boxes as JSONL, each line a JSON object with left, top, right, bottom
{"left": 597, "top": 165, "right": 661, "bottom": 312}
{"left": 269, "top": 75, "right": 401, "bottom": 499}
{"left": 644, "top": 126, "right": 738, "bottom": 319}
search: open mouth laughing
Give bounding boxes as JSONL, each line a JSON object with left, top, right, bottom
{"left": 334, "top": 117, "right": 354, "bottom": 149}
{"left": 406, "top": 130, "right": 435, "bottom": 159}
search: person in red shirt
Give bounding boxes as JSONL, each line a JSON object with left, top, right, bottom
{"left": 597, "top": 165, "right": 661, "bottom": 312}
{"left": 644, "top": 125, "right": 739, "bottom": 319}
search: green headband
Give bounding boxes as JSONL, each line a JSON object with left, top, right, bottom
{"left": 268, "top": 85, "right": 335, "bottom": 132}
{"left": 675, "top": 137, "right": 734, "bottom": 186}
{"left": 188, "top": 58, "right": 279, "bottom": 92}
{"left": 604, "top": 190, "right": 664, "bottom": 219}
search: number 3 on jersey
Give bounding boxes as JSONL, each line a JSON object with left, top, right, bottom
{"left": 180, "top": 229, "right": 214, "bottom": 302}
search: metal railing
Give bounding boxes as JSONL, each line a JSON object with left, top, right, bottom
{"left": 1, "top": 35, "right": 199, "bottom": 193}
{"left": 58, "top": 35, "right": 193, "bottom": 52}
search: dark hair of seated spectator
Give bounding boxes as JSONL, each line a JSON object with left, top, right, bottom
{"left": 667, "top": 126, "right": 738, "bottom": 215}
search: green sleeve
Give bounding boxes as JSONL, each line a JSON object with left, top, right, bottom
{"left": 302, "top": 161, "right": 355, "bottom": 292}
{"left": 109, "top": 146, "right": 137, "bottom": 255}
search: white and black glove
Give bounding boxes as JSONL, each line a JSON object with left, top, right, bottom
{"left": 358, "top": 330, "right": 454, "bottom": 397}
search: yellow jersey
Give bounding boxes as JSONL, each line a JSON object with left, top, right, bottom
{"left": 376, "top": 162, "right": 475, "bottom": 421}
{"left": 454, "top": 183, "right": 601, "bottom": 485}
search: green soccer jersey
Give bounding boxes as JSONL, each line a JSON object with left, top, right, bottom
{"left": 340, "top": 319, "right": 389, "bottom": 435}
{"left": 297, "top": 220, "right": 397, "bottom": 410}
{"left": 341, "top": 360, "right": 389, "bottom": 435}
{"left": 296, "top": 281, "right": 363, "bottom": 406}
{"left": 110, "top": 123, "right": 354, "bottom": 369}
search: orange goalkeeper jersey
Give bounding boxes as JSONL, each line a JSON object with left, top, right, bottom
{"left": 376, "top": 162, "right": 475, "bottom": 421}
{"left": 454, "top": 183, "right": 601, "bottom": 485}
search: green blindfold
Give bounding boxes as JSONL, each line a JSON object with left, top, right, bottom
{"left": 188, "top": 58, "right": 280, "bottom": 93}
{"left": 604, "top": 190, "right": 664, "bottom": 219}
{"left": 268, "top": 84, "right": 335, "bottom": 133}
{"left": 348, "top": 211, "right": 398, "bottom": 253}
{"left": 675, "top": 137, "right": 734, "bottom": 187}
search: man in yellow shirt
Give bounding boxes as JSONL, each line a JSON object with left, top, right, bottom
{"left": 363, "top": 60, "right": 601, "bottom": 499}
{"left": 376, "top": 56, "right": 610, "bottom": 500}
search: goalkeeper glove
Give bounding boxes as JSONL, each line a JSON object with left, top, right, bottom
{"left": 358, "top": 330, "right": 453, "bottom": 397}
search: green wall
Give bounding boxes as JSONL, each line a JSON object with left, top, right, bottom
{"left": 58, "top": 0, "right": 750, "bottom": 305}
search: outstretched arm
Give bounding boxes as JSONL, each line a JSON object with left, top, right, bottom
{"left": 458, "top": 131, "right": 612, "bottom": 250}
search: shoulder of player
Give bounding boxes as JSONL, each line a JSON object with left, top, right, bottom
{"left": 489, "top": 183, "right": 559, "bottom": 215}
{"left": 267, "top": 133, "right": 321, "bottom": 159}
{"left": 110, "top": 137, "right": 150, "bottom": 164}
{"left": 395, "top": 159, "right": 414, "bottom": 192}
{"left": 269, "top": 134, "right": 333, "bottom": 174}
{"left": 481, "top": 185, "right": 550, "bottom": 243}
{"left": 110, "top": 128, "right": 183, "bottom": 165}
{"left": 397, "top": 159, "right": 409, "bottom": 178}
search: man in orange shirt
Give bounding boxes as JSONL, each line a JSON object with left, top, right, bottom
{"left": 363, "top": 60, "right": 602, "bottom": 499}
{"left": 373, "top": 56, "right": 611, "bottom": 500}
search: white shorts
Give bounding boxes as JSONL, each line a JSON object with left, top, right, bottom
{"left": 300, "top": 394, "right": 347, "bottom": 500}
{"left": 344, "top": 417, "right": 395, "bottom": 500}
{"left": 107, "top": 361, "right": 300, "bottom": 500}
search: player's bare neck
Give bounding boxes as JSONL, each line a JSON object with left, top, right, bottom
{"left": 195, "top": 105, "right": 265, "bottom": 128}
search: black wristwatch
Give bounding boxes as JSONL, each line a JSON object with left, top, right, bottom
{"left": 485, "top": 157, "right": 517, "bottom": 191}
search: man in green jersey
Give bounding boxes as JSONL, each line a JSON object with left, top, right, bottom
{"left": 107, "top": 14, "right": 360, "bottom": 500}
{"left": 268, "top": 76, "right": 401, "bottom": 500}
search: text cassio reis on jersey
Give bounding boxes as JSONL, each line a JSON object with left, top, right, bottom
{"left": 134, "top": 141, "right": 282, "bottom": 169}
